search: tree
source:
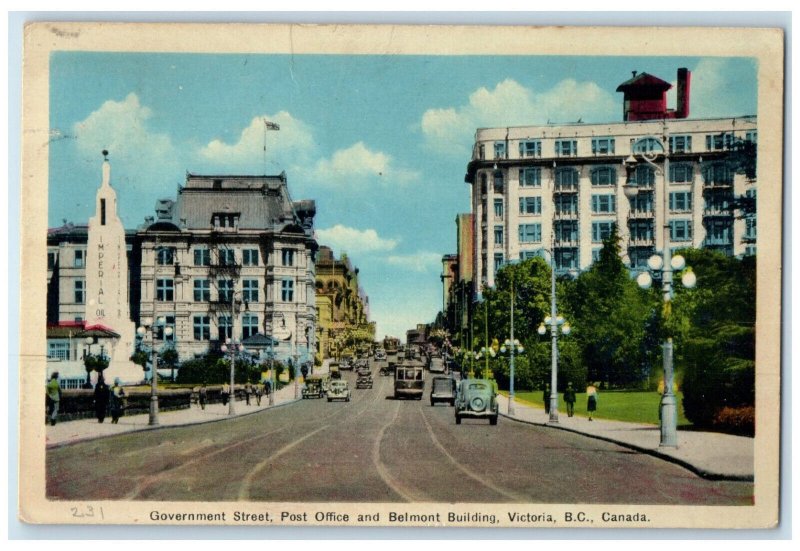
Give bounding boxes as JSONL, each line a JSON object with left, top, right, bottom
{"left": 565, "top": 225, "right": 654, "bottom": 388}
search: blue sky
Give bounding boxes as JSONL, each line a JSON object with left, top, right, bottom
{"left": 48, "top": 53, "right": 757, "bottom": 339}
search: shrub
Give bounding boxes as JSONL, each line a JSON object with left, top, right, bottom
{"left": 714, "top": 406, "right": 755, "bottom": 437}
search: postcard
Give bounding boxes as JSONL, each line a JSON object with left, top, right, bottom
{"left": 18, "top": 22, "right": 783, "bottom": 529}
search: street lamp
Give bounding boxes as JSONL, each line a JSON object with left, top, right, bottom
{"left": 623, "top": 133, "right": 697, "bottom": 448}
{"left": 537, "top": 313, "right": 570, "bottom": 423}
{"left": 500, "top": 338, "right": 524, "bottom": 415}
{"left": 266, "top": 313, "right": 284, "bottom": 406}
{"left": 221, "top": 290, "right": 247, "bottom": 416}
{"left": 136, "top": 316, "right": 173, "bottom": 426}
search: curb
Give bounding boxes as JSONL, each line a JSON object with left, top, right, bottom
{"left": 46, "top": 396, "right": 301, "bottom": 450}
{"left": 498, "top": 411, "right": 754, "bottom": 482}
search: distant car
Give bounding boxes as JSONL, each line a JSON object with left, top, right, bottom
{"left": 455, "top": 379, "right": 498, "bottom": 425}
{"left": 327, "top": 379, "right": 351, "bottom": 402}
{"left": 430, "top": 376, "right": 456, "bottom": 406}
{"left": 340, "top": 357, "right": 354, "bottom": 370}
{"left": 356, "top": 369, "right": 373, "bottom": 389}
{"left": 374, "top": 349, "right": 387, "bottom": 361}
{"left": 428, "top": 356, "right": 446, "bottom": 374}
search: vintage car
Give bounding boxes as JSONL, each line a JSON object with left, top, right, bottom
{"left": 374, "top": 349, "right": 387, "bottom": 361}
{"left": 454, "top": 378, "right": 498, "bottom": 425}
{"left": 430, "top": 376, "right": 457, "bottom": 406}
{"left": 327, "top": 379, "right": 351, "bottom": 402}
{"left": 428, "top": 355, "right": 446, "bottom": 374}
{"left": 339, "top": 357, "right": 354, "bottom": 370}
{"left": 356, "top": 369, "right": 373, "bottom": 389}
{"left": 301, "top": 376, "right": 325, "bottom": 399}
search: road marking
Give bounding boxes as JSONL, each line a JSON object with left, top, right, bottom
{"left": 418, "top": 402, "right": 529, "bottom": 502}
{"left": 237, "top": 425, "right": 330, "bottom": 500}
{"left": 369, "top": 401, "right": 426, "bottom": 502}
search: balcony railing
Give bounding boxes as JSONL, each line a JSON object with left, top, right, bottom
{"left": 554, "top": 210, "right": 579, "bottom": 220}
{"left": 628, "top": 210, "right": 655, "bottom": 220}
{"left": 553, "top": 183, "right": 578, "bottom": 194}
{"left": 554, "top": 237, "right": 579, "bottom": 247}
{"left": 628, "top": 237, "right": 655, "bottom": 247}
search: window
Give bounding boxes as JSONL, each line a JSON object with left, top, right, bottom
{"left": 591, "top": 166, "right": 617, "bottom": 186}
{"left": 478, "top": 144, "right": 485, "bottom": 160}
{"left": 703, "top": 163, "right": 733, "bottom": 186}
{"left": 745, "top": 245, "right": 757, "bottom": 256}
{"left": 493, "top": 141, "right": 506, "bottom": 159}
{"left": 592, "top": 221, "right": 614, "bottom": 243}
{"left": 243, "top": 279, "right": 259, "bottom": 302}
{"left": 242, "top": 249, "right": 259, "bottom": 266}
{"left": 519, "top": 140, "right": 542, "bottom": 158}
{"left": 194, "top": 248, "right": 211, "bottom": 266}
{"left": 494, "top": 226, "right": 504, "bottom": 246}
{"left": 555, "top": 168, "right": 579, "bottom": 189}
{"left": 670, "top": 164, "right": 694, "bottom": 184}
{"left": 670, "top": 220, "right": 693, "bottom": 242}
{"left": 669, "top": 191, "right": 693, "bottom": 212}
{"left": 555, "top": 194, "right": 577, "bottom": 216}
{"left": 218, "top": 279, "right": 234, "bottom": 302}
{"left": 592, "top": 137, "right": 615, "bottom": 155}
{"left": 156, "top": 278, "right": 174, "bottom": 301}
{"left": 632, "top": 165, "right": 655, "bottom": 187}
{"left": 193, "top": 315, "right": 210, "bottom": 341}
{"left": 480, "top": 173, "right": 488, "bottom": 195}
{"left": 591, "top": 248, "right": 602, "bottom": 263}
{"left": 591, "top": 194, "right": 616, "bottom": 214}
{"left": 706, "top": 133, "right": 734, "bottom": 151}
{"left": 554, "top": 221, "right": 578, "bottom": 244}
{"left": 493, "top": 171, "right": 504, "bottom": 194}
{"left": 669, "top": 135, "right": 693, "bottom": 153}
{"left": 157, "top": 315, "right": 176, "bottom": 342}
{"left": 48, "top": 252, "right": 57, "bottom": 270}
{"left": 555, "top": 139, "right": 577, "bottom": 157}
{"left": 282, "top": 249, "right": 295, "bottom": 267}
{"left": 494, "top": 199, "right": 504, "bottom": 218}
{"left": 494, "top": 253, "right": 504, "bottom": 272}
{"left": 194, "top": 279, "right": 210, "bottom": 302}
{"left": 745, "top": 217, "right": 757, "bottom": 240}
{"left": 74, "top": 249, "right": 85, "bottom": 268}
{"left": 745, "top": 131, "right": 758, "bottom": 144}
{"left": 705, "top": 220, "right": 733, "bottom": 244}
{"left": 281, "top": 279, "right": 295, "bottom": 302}
{"left": 74, "top": 280, "right": 85, "bottom": 304}
{"left": 518, "top": 224, "right": 542, "bottom": 243}
{"left": 519, "top": 167, "right": 542, "bottom": 187}
{"left": 212, "top": 213, "right": 240, "bottom": 229}
{"left": 630, "top": 192, "right": 654, "bottom": 213}
{"left": 520, "top": 250, "right": 544, "bottom": 261}
{"left": 156, "top": 247, "right": 175, "bottom": 265}
{"left": 519, "top": 196, "right": 542, "bottom": 215}
{"left": 555, "top": 250, "right": 578, "bottom": 270}
{"left": 242, "top": 314, "right": 259, "bottom": 340}
{"left": 629, "top": 221, "right": 654, "bottom": 242}
{"left": 633, "top": 137, "right": 663, "bottom": 154}
{"left": 219, "top": 249, "right": 236, "bottom": 266}
{"left": 48, "top": 342, "right": 70, "bottom": 361}
{"left": 218, "top": 315, "right": 232, "bottom": 341}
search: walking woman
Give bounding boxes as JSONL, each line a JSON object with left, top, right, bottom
{"left": 93, "top": 376, "right": 110, "bottom": 423}
{"left": 586, "top": 383, "right": 598, "bottom": 421}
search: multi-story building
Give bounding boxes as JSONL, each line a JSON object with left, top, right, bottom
{"left": 315, "top": 246, "right": 374, "bottom": 359}
{"left": 135, "top": 173, "right": 318, "bottom": 366}
{"left": 463, "top": 68, "right": 757, "bottom": 289}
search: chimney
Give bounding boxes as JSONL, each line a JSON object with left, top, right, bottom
{"left": 676, "top": 67, "right": 691, "bottom": 119}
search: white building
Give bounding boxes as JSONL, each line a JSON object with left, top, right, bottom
{"left": 464, "top": 72, "right": 757, "bottom": 289}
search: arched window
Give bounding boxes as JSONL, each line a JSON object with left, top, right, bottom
{"left": 554, "top": 167, "right": 579, "bottom": 188}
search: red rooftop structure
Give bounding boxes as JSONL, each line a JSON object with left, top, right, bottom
{"left": 616, "top": 68, "right": 691, "bottom": 121}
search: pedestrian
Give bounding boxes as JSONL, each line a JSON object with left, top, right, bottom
{"left": 264, "top": 380, "right": 272, "bottom": 396}
{"left": 199, "top": 383, "right": 207, "bottom": 410}
{"left": 45, "top": 372, "right": 61, "bottom": 426}
{"left": 254, "top": 383, "right": 263, "bottom": 406}
{"left": 564, "top": 382, "right": 576, "bottom": 418}
{"left": 543, "top": 384, "right": 551, "bottom": 415}
{"left": 586, "top": 383, "right": 598, "bottom": 421}
{"left": 221, "top": 382, "right": 230, "bottom": 406}
{"left": 110, "top": 378, "right": 126, "bottom": 424}
{"left": 93, "top": 376, "right": 110, "bottom": 423}
{"left": 245, "top": 382, "right": 252, "bottom": 406}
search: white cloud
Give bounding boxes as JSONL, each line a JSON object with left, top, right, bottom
{"left": 306, "top": 142, "right": 419, "bottom": 187}
{"left": 386, "top": 251, "right": 443, "bottom": 273}
{"left": 72, "top": 92, "right": 176, "bottom": 166}
{"left": 420, "top": 78, "right": 617, "bottom": 155}
{"left": 316, "top": 224, "right": 399, "bottom": 255}
{"left": 198, "top": 111, "right": 315, "bottom": 167}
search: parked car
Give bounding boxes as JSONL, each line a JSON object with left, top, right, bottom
{"left": 454, "top": 378, "right": 498, "bottom": 425}
{"left": 327, "top": 379, "right": 351, "bottom": 402}
{"left": 430, "top": 376, "right": 456, "bottom": 406}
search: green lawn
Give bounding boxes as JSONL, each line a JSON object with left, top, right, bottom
{"left": 508, "top": 390, "right": 692, "bottom": 426}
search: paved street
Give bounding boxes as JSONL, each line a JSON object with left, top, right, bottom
{"left": 47, "top": 360, "right": 752, "bottom": 504}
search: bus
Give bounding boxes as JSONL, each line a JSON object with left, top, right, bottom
{"left": 394, "top": 363, "right": 424, "bottom": 400}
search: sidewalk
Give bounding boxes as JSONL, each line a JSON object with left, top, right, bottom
{"left": 44, "top": 361, "right": 335, "bottom": 448}
{"left": 497, "top": 394, "right": 754, "bottom": 481}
